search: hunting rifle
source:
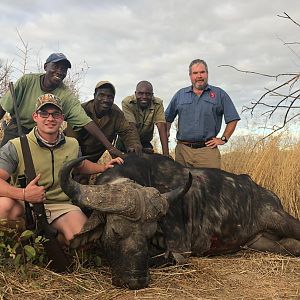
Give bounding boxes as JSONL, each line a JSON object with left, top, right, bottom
{"left": 9, "top": 82, "right": 71, "bottom": 272}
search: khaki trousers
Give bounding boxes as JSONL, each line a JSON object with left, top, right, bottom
{"left": 175, "top": 143, "right": 221, "bottom": 169}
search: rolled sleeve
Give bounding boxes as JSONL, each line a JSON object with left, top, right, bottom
{"left": 165, "top": 93, "right": 178, "bottom": 123}
{"left": 115, "top": 114, "right": 141, "bottom": 149}
{"left": 121, "top": 96, "right": 137, "bottom": 123}
{"left": 62, "top": 92, "right": 92, "bottom": 131}
{"left": 221, "top": 90, "right": 240, "bottom": 123}
{"left": 0, "top": 142, "right": 19, "bottom": 174}
{"left": 154, "top": 101, "right": 166, "bottom": 123}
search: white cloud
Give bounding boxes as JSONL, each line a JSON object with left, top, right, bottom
{"left": 0, "top": 0, "right": 299, "bottom": 133}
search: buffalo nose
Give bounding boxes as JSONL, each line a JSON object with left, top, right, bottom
{"left": 127, "top": 276, "right": 150, "bottom": 290}
{"left": 112, "top": 275, "right": 150, "bottom": 290}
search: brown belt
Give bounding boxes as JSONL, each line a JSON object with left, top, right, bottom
{"left": 178, "top": 140, "right": 207, "bottom": 149}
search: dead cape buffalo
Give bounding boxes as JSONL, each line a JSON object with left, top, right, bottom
{"left": 60, "top": 153, "right": 300, "bottom": 289}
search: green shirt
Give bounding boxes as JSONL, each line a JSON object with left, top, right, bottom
{"left": 121, "top": 95, "right": 166, "bottom": 143}
{"left": 0, "top": 73, "right": 91, "bottom": 130}
{"left": 65, "top": 100, "right": 141, "bottom": 156}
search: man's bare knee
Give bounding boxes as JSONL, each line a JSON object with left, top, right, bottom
{"left": 52, "top": 211, "right": 87, "bottom": 245}
{"left": 0, "top": 197, "right": 24, "bottom": 220}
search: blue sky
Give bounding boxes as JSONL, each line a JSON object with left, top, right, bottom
{"left": 1, "top": 0, "right": 299, "bottom": 140}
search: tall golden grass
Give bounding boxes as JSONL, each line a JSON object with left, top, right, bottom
{"left": 222, "top": 134, "right": 300, "bottom": 219}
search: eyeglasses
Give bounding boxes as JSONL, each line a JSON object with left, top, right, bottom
{"left": 37, "top": 110, "right": 63, "bottom": 119}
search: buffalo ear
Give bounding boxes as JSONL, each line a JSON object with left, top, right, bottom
{"left": 163, "top": 172, "right": 192, "bottom": 204}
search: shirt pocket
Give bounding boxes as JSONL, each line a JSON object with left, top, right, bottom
{"left": 178, "top": 98, "right": 193, "bottom": 112}
{"left": 179, "top": 98, "right": 193, "bottom": 105}
{"left": 203, "top": 98, "right": 222, "bottom": 116}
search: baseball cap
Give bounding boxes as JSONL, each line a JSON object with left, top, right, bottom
{"left": 45, "top": 53, "right": 71, "bottom": 68}
{"left": 35, "top": 94, "right": 63, "bottom": 112}
{"left": 95, "top": 81, "right": 116, "bottom": 95}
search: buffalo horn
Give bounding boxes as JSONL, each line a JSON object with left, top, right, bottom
{"left": 162, "top": 172, "right": 192, "bottom": 203}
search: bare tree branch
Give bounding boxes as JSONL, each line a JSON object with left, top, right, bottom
{"left": 242, "top": 75, "right": 300, "bottom": 114}
{"left": 284, "top": 42, "right": 300, "bottom": 45}
{"left": 0, "top": 59, "right": 13, "bottom": 97}
{"left": 15, "top": 28, "right": 31, "bottom": 75}
{"left": 220, "top": 13, "right": 300, "bottom": 139}
{"left": 218, "top": 64, "right": 297, "bottom": 80}
{"left": 277, "top": 12, "right": 300, "bottom": 27}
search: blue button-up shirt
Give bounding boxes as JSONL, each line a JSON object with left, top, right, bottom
{"left": 165, "top": 85, "right": 240, "bottom": 142}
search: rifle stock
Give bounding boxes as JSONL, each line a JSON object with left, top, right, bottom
{"left": 9, "top": 82, "right": 71, "bottom": 272}
{"left": 17, "top": 175, "right": 35, "bottom": 230}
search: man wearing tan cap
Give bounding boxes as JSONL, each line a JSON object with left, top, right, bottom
{"left": 0, "top": 93, "right": 123, "bottom": 245}
{"left": 0, "top": 53, "right": 123, "bottom": 158}
{"left": 65, "top": 80, "right": 142, "bottom": 170}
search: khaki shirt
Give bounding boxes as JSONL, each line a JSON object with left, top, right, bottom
{"left": 122, "top": 95, "right": 166, "bottom": 143}
{"left": 65, "top": 100, "right": 141, "bottom": 157}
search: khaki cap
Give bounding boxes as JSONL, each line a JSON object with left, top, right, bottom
{"left": 95, "top": 81, "right": 116, "bottom": 95}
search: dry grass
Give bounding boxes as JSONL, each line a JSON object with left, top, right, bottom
{"left": 1, "top": 133, "right": 300, "bottom": 299}
{"left": 1, "top": 251, "right": 299, "bottom": 300}
{"left": 222, "top": 134, "right": 300, "bottom": 219}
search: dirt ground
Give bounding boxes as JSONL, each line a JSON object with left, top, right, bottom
{"left": 1, "top": 251, "right": 299, "bottom": 300}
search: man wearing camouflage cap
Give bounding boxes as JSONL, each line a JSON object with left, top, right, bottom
{"left": 0, "top": 53, "right": 123, "bottom": 158}
{"left": 0, "top": 93, "right": 123, "bottom": 245}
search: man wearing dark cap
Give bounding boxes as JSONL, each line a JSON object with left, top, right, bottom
{"left": 65, "top": 81, "right": 142, "bottom": 183}
{"left": 0, "top": 93, "right": 123, "bottom": 245}
{"left": 0, "top": 53, "right": 123, "bottom": 158}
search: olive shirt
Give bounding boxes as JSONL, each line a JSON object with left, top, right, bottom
{"left": 0, "top": 73, "right": 91, "bottom": 130}
{"left": 65, "top": 100, "right": 141, "bottom": 158}
{"left": 121, "top": 95, "right": 166, "bottom": 144}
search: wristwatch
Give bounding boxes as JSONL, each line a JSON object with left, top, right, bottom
{"left": 221, "top": 136, "right": 228, "bottom": 143}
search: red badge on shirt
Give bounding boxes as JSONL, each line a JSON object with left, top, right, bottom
{"left": 210, "top": 91, "right": 216, "bottom": 99}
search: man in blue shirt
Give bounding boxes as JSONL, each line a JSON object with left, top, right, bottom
{"left": 165, "top": 59, "right": 240, "bottom": 169}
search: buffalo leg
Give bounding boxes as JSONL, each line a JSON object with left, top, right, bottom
{"left": 247, "top": 233, "right": 300, "bottom": 256}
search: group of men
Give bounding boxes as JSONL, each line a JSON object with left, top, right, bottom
{"left": 0, "top": 53, "right": 240, "bottom": 247}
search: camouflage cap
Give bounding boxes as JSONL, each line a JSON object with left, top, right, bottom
{"left": 35, "top": 94, "right": 63, "bottom": 112}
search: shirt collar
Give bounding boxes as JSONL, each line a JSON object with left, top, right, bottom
{"left": 129, "top": 95, "right": 156, "bottom": 110}
{"left": 33, "top": 127, "right": 66, "bottom": 148}
{"left": 187, "top": 84, "right": 211, "bottom": 93}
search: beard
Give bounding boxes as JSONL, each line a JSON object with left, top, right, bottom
{"left": 193, "top": 80, "right": 207, "bottom": 91}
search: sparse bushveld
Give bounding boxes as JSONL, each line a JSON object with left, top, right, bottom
{"left": 222, "top": 134, "right": 300, "bottom": 219}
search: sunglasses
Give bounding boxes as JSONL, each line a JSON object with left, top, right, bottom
{"left": 37, "top": 110, "right": 63, "bottom": 119}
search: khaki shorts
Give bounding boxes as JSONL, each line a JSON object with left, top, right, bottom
{"left": 23, "top": 202, "right": 82, "bottom": 224}
{"left": 175, "top": 143, "right": 221, "bottom": 169}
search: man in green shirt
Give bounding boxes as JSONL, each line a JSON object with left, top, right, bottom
{"left": 117, "top": 81, "right": 169, "bottom": 156}
{"left": 0, "top": 53, "right": 123, "bottom": 158}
